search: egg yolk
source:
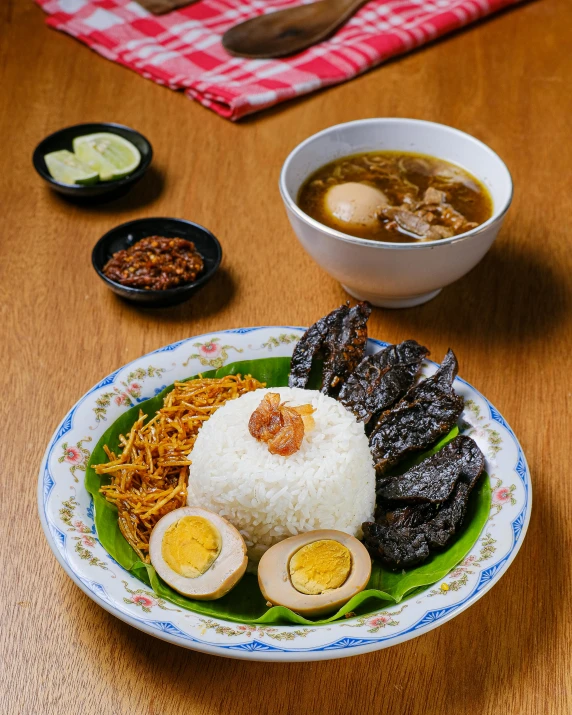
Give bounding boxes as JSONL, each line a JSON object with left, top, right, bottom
{"left": 289, "top": 539, "right": 352, "bottom": 595}
{"left": 162, "top": 516, "right": 221, "bottom": 579}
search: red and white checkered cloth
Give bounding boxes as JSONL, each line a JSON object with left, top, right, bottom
{"left": 36, "top": 0, "right": 522, "bottom": 120}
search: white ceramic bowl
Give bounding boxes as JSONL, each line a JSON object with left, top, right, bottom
{"left": 279, "top": 119, "right": 513, "bottom": 308}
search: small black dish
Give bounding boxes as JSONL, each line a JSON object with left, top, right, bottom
{"left": 92, "top": 217, "right": 222, "bottom": 308}
{"left": 32, "top": 122, "right": 153, "bottom": 200}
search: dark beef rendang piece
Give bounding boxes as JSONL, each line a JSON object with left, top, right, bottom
{"left": 370, "top": 394, "right": 464, "bottom": 475}
{"left": 288, "top": 305, "right": 343, "bottom": 389}
{"left": 288, "top": 302, "right": 372, "bottom": 394}
{"left": 407, "top": 348, "right": 458, "bottom": 398}
{"left": 321, "top": 301, "right": 371, "bottom": 396}
{"left": 369, "top": 349, "right": 464, "bottom": 475}
{"left": 377, "top": 435, "right": 484, "bottom": 504}
{"left": 338, "top": 340, "right": 429, "bottom": 423}
{"left": 363, "top": 480, "right": 475, "bottom": 569}
{"left": 362, "top": 519, "right": 431, "bottom": 568}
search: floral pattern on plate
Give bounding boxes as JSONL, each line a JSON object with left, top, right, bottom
{"left": 183, "top": 338, "right": 243, "bottom": 369}
{"left": 59, "top": 495, "right": 112, "bottom": 573}
{"left": 59, "top": 437, "right": 92, "bottom": 482}
{"left": 258, "top": 333, "right": 299, "bottom": 351}
{"left": 93, "top": 366, "right": 166, "bottom": 423}
{"left": 342, "top": 605, "right": 408, "bottom": 633}
{"left": 39, "top": 328, "right": 531, "bottom": 662}
{"left": 198, "top": 619, "right": 315, "bottom": 642}
{"left": 123, "top": 581, "right": 178, "bottom": 613}
{"left": 427, "top": 534, "right": 497, "bottom": 597}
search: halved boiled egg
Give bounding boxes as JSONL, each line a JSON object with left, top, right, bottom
{"left": 257, "top": 529, "right": 371, "bottom": 617}
{"left": 149, "top": 506, "right": 247, "bottom": 600}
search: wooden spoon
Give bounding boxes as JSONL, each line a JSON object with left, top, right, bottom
{"left": 137, "top": 0, "right": 198, "bottom": 14}
{"left": 222, "top": 0, "right": 371, "bottom": 59}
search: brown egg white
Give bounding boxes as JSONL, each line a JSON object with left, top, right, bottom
{"left": 149, "top": 506, "right": 247, "bottom": 600}
{"left": 324, "top": 182, "right": 388, "bottom": 230}
{"left": 257, "top": 529, "right": 371, "bottom": 617}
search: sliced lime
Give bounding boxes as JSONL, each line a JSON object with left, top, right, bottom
{"left": 44, "top": 150, "right": 100, "bottom": 186}
{"left": 73, "top": 133, "right": 141, "bottom": 182}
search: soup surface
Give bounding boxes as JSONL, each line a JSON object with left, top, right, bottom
{"left": 297, "top": 151, "right": 493, "bottom": 243}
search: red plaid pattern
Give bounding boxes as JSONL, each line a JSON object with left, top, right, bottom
{"left": 36, "top": 0, "right": 522, "bottom": 120}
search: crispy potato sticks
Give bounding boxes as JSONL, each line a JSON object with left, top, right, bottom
{"left": 94, "top": 374, "right": 263, "bottom": 562}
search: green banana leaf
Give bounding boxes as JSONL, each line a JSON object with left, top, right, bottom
{"left": 85, "top": 356, "right": 491, "bottom": 626}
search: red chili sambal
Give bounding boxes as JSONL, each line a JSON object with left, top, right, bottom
{"left": 103, "top": 237, "right": 204, "bottom": 290}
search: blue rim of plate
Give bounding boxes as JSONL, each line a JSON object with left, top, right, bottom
{"left": 38, "top": 328, "right": 531, "bottom": 661}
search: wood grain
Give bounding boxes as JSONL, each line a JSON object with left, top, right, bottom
{"left": 1, "top": 1, "right": 571, "bottom": 713}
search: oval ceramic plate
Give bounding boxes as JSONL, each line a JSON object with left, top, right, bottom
{"left": 38, "top": 328, "right": 531, "bottom": 662}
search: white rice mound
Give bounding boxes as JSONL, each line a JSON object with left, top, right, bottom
{"left": 188, "top": 387, "right": 376, "bottom": 563}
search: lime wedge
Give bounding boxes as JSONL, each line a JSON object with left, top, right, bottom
{"left": 44, "top": 150, "right": 100, "bottom": 186}
{"left": 73, "top": 133, "right": 141, "bottom": 182}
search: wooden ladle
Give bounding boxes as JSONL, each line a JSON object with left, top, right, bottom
{"left": 222, "top": 0, "right": 371, "bottom": 59}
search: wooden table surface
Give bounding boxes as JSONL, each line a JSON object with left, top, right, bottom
{"left": 2, "top": 1, "right": 571, "bottom": 713}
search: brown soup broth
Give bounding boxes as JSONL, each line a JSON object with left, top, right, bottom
{"left": 297, "top": 151, "right": 493, "bottom": 244}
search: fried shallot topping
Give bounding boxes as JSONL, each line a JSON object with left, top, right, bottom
{"left": 248, "top": 393, "right": 315, "bottom": 456}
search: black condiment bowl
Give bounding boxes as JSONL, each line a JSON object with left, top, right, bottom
{"left": 32, "top": 122, "right": 153, "bottom": 200}
{"left": 92, "top": 217, "right": 222, "bottom": 308}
